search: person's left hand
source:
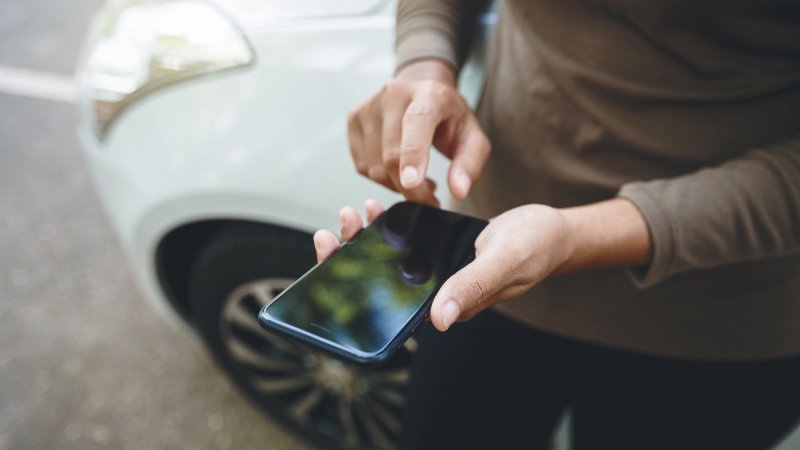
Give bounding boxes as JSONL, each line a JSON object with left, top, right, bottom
{"left": 313, "top": 200, "right": 575, "bottom": 332}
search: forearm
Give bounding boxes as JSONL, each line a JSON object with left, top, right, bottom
{"left": 618, "top": 137, "right": 800, "bottom": 287}
{"left": 556, "top": 198, "right": 653, "bottom": 275}
{"left": 395, "top": 0, "right": 485, "bottom": 74}
{"left": 555, "top": 136, "right": 800, "bottom": 286}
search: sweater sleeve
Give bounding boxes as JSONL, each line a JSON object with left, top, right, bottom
{"left": 395, "top": 0, "right": 485, "bottom": 73}
{"left": 618, "top": 135, "right": 800, "bottom": 288}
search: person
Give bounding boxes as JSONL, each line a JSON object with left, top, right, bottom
{"left": 313, "top": 1, "right": 800, "bottom": 449}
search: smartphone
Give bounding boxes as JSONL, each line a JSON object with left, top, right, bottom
{"left": 258, "top": 201, "right": 488, "bottom": 365}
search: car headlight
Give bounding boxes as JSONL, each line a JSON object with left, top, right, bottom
{"left": 77, "top": 0, "right": 255, "bottom": 141}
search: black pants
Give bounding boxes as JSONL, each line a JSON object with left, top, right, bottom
{"left": 401, "top": 311, "right": 800, "bottom": 450}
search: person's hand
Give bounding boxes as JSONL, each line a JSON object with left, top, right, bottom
{"left": 428, "top": 204, "right": 573, "bottom": 331}
{"left": 312, "top": 201, "right": 574, "bottom": 331}
{"left": 314, "top": 198, "right": 652, "bottom": 332}
{"left": 347, "top": 60, "right": 491, "bottom": 206}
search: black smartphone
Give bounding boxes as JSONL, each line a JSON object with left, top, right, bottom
{"left": 258, "top": 201, "right": 487, "bottom": 365}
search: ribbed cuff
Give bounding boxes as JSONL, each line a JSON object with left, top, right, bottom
{"left": 618, "top": 183, "right": 678, "bottom": 289}
{"left": 395, "top": 29, "right": 460, "bottom": 75}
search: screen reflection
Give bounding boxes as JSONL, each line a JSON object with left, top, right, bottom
{"left": 265, "top": 202, "right": 487, "bottom": 355}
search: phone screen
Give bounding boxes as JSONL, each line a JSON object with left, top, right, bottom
{"left": 262, "top": 202, "right": 487, "bottom": 357}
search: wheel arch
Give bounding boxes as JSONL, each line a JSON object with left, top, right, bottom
{"left": 155, "top": 219, "right": 313, "bottom": 327}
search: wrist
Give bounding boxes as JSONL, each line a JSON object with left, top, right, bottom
{"left": 556, "top": 198, "right": 653, "bottom": 275}
{"left": 395, "top": 59, "right": 457, "bottom": 86}
{"left": 552, "top": 207, "right": 581, "bottom": 276}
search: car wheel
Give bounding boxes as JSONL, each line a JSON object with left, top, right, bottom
{"left": 189, "top": 223, "right": 412, "bottom": 450}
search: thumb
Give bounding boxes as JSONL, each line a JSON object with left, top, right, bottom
{"left": 429, "top": 250, "right": 501, "bottom": 332}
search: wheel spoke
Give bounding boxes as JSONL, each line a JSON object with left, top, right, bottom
{"left": 371, "top": 386, "right": 406, "bottom": 408}
{"left": 368, "top": 367, "right": 410, "bottom": 385}
{"left": 354, "top": 400, "right": 395, "bottom": 450}
{"left": 250, "top": 279, "right": 294, "bottom": 307}
{"left": 361, "top": 395, "right": 403, "bottom": 435}
{"left": 227, "top": 299, "right": 266, "bottom": 332}
{"left": 289, "top": 385, "right": 325, "bottom": 424}
{"left": 338, "top": 396, "right": 360, "bottom": 449}
{"left": 226, "top": 301, "right": 304, "bottom": 355}
{"left": 253, "top": 373, "right": 315, "bottom": 394}
{"left": 227, "top": 338, "right": 301, "bottom": 372}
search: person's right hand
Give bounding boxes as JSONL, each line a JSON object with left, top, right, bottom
{"left": 347, "top": 60, "right": 491, "bottom": 206}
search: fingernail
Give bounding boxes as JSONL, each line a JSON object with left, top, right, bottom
{"left": 455, "top": 169, "right": 472, "bottom": 197}
{"left": 442, "top": 300, "right": 460, "bottom": 330}
{"left": 401, "top": 166, "right": 419, "bottom": 187}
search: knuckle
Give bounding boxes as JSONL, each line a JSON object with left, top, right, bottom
{"left": 367, "top": 165, "right": 387, "bottom": 182}
{"left": 355, "top": 162, "right": 369, "bottom": 176}
{"left": 357, "top": 106, "right": 373, "bottom": 124}
{"left": 347, "top": 116, "right": 361, "bottom": 133}
{"left": 383, "top": 78, "right": 404, "bottom": 96}
{"left": 383, "top": 150, "right": 400, "bottom": 167}
{"left": 380, "top": 80, "right": 409, "bottom": 110}
{"left": 479, "top": 133, "right": 491, "bottom": 151}
{"left": 419, "top": 79, "right": 438, "bottom": 92}
{"left": 423, "top": 81, "right": 453, "bottom": 105}
{"left": 400, "top": 141, "right": 424, "bottom": 157}
{"left": 506, "top": 247, "right": 527, "bottom": 267}
{"left": 360, "top": 119, "right": 378, "bottom": 135}
{"left": 431, "top": 84, "right": 452, "bottom": 103}
{"left": 465, "top": 279, "right": 487, "bottom": 303}
{"left": 346, "top": 107, "right": 359, "bottom": 123}
{"left": 404, "top": 102, "right": 438, "bottom": 122}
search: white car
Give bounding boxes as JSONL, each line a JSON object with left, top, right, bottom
{"left": 76, "top": 1, "right": 489, "bottom": 448}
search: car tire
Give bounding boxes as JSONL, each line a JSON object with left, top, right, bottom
{"left": 189, "top": 223, "right": 412, "bottom": 450}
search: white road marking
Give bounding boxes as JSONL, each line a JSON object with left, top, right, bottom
{"left": 0, "top": 65, "right": 76, "bottom": 103}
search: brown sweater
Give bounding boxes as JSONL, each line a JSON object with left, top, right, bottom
{"left": 396, "top": 0, "right": 800, "bottom": 360}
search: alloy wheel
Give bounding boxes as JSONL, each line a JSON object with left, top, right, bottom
{"left": 219, "top": 278, "right": 414, "bottom": 450}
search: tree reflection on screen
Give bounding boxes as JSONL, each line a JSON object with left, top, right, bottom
{"left": 266, "top": 202, "right": 485, "bottom": 354}
{"left": 308, "top": 225, "right": 437, "bottom": 326}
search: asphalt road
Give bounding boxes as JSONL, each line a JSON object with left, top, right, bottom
{"left": 0, "top": 1, "right": 303, "bottom": 449}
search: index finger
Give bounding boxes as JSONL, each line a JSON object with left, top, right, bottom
{"left": 399, "top": 99, "right": 439, "bottom": 190}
